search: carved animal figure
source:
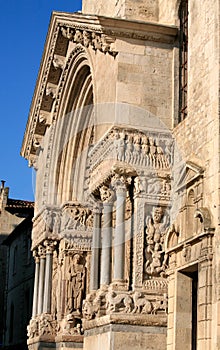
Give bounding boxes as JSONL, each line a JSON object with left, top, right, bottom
{"left": 133, "top": 291, "right": 152, "bottom": 314}
{"left": 106, "top": 291, "right": 132, "bottom": 313}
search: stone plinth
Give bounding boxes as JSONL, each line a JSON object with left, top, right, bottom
{"left": 84, "top": 320, "right": 167, "bottom": 350}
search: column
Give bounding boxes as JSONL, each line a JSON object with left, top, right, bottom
{"left": 37, "top": 245, "right": 46, "bottom": 314}
{"left": 99, "top": 185, "right": 115, "bottom": 286}
{"left": 90, "top": 205, "right": 102, "bottom": 291}
{"left": 32, "top": 250, "right": 40, "bottom": 317}
{"left": 43, "top": 240, "right": 56, "bottom": 313}
{"left": 113, "top": 178, "right": 127, "bottom": 281}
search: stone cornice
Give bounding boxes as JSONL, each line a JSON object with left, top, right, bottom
{"left": 21, "top": 11, "right": 178, "bottom": 162}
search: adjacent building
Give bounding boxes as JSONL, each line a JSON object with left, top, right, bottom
{"left": 0, "top": 182, "right": 34, "bottom": 349}
{"left": 21, "top": 0, "right": 220, "bottom": 349}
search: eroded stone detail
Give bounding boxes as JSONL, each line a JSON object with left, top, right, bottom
{"left": 27, "top": 314, "right": 57, "bottom": 339}
{"left": 144, "top": 206, "right": 169, "bottom": 278}
{"left": 82, "top": 286, "right": 167, "bottom": 320}
{"left": 66, "top": 252, "right": 86, "bottom": 315}
{"left": 60, "top": 26, "right": 117, "bottom": 56}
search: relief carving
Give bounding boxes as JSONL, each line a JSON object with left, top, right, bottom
{"left": 144, "top": 206, "right": 169, "bottom": 278}
{"left": 62, "top": 206, "right": 93, "bottom": 232}
{"left": 99, "top": 185, "right": 115, "bottom": 203}
{"left": 82, "top": 287, "right": 167, "bottom": 320}
{"left": 60, "top": 26, "right": 117, "bottom": 56}
{"left": 66, "top": 253, "right": 86, "bottom": 315}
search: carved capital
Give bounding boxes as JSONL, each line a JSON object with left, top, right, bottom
{"left": 111, "top": 174, "right": 128, "bottom": 196}
{"left": 38, "top": 245, "right": 46, "bottom": 259}
{"left": 99, "top": 185, "right": 115, "bottom": 204}
{"left": 44, "top": 239, "right": 57, "bottom": 254}
{"left": 33, "top": 249, "right": 40, "bottom": 263}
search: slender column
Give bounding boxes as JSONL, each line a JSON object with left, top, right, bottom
{"left": 90, "top": 205, "right": 102, "bottom": 291}
{"left": 43, "top": 240, "right": 56, "bottom": 313}
{"left": 100, "top": 202, "right": 113, "bottom": 285}
{"left": 32, "top": 250, "right": 40, "bottom": 317}
{"left": 37, "top": 245, "right": 46, "bottom": 314}
{"left": 113, "top": 179, "right": 127, "bottom": 281}
{"left": 99, "top": 185, "right": 115, "bottom": 286}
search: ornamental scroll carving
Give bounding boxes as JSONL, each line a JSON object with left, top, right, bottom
{"left": 144, "top": 206, "right": 169, "bottom": 278}
{"left": 60, "top": 26, "right": 117, "bottom": 56}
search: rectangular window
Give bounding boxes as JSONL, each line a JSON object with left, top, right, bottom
{"left": 179, "top": 0, "right": 188, "bottom": 122}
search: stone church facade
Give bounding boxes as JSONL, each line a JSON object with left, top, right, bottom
{"left": 21, "top": 0, "right": 220, "bottom": 349}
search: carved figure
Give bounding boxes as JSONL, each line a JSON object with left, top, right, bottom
{"left": 164, "top": 139, "right": 173, "bottom": 166}
{"left": 67, "top": 253, "right": 85, "bottom": 314}
{"left": 133, "top": 292, "right": 152, "bottom": 314}
{"left": 155, "top": 139, "right": 165, "bottom": 169}
{"left": 38, "top": 314, "right": 55, "bottom": 336}
{"left": 106, "top": 291, "right": 132, "bottom": 313}
{"left": 44, "top": 209, "right": 53, "bottom": 233}
{"left": 141, "top": 135, "right": 149, "bottom": 166}
{"left": 27, "top": 318, "right": 39, "bottom": 339}
{"left": 53, "top": 212, "right": 61, "bottom": 234}
{"left": 125, "top": 134, "right": 133, "bottom": 163}
{"left": 100, "top": 185, "right": 115, "bottom": 203}
{"left": 83, "top": 30, "right": 91, "bottom": 47}
{"left": 134, "top": 176, "right": 147, "bottom": 194}
{"left": 145, "top": 207, "right": 169, "bottom": 277}
{"left": 133, "top": 134, "right": 141, "bottom": 164}
{"left": 82, "top": 294, "right": 99, "bottom": 320}
{"left": 114, "top": 131, "right": 125, "bottom": 161}
{"left": 149, "top": 137, "right": 156, "bottom": 167}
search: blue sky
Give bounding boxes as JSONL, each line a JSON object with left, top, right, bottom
{"left": 0, "top": 0, "right": 82, "bottom": 201}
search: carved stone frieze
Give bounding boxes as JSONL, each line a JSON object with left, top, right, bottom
{"left": 61, "top": 203, "right": 93, "bottom": 233}
{"left": 82, "top": 286, "right": 167, "bottom": 321}
{"left": 88, "top": 127, "right": 173, "bottom": 194}
{"left": 27, "top": 314, "right": 57, "bottom": 340}
{"left": 60, "top": 26, "right": 117, "bottom": 56}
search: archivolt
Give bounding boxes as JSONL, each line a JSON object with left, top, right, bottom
{"left": 49, "top": 46, "right": 94, "bottom": 205}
